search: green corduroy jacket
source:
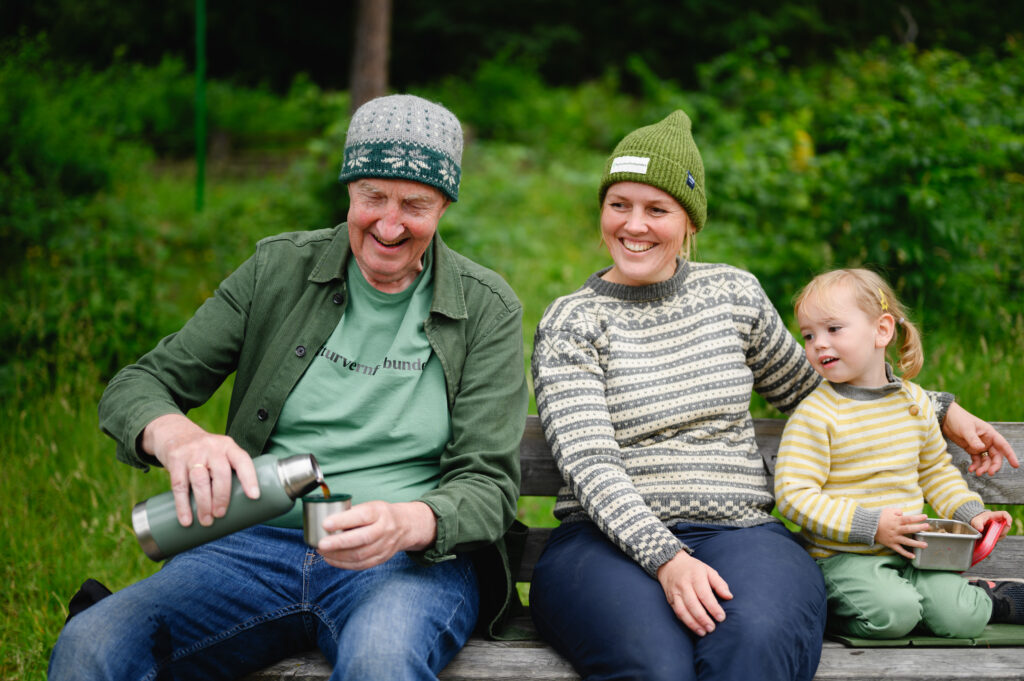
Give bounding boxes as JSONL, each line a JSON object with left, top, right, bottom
{"left": 99, "top": 224, "right": 529, "bottom": 637}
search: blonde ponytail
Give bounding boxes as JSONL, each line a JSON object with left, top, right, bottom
{"left": 895, "top": 316, "right": 923, "bottom": 379}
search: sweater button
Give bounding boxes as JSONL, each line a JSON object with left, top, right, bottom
{"left": 295, "top": 345, "right": 306, "bottom": 357}
{"left": 909, "top": 405, "right": 920, "bottom": 416}
{"left": 256, "top": 408, "right": 269, "bottom": 421}
{"left": 332, "top": 292, "right": 344, "bottom": 305}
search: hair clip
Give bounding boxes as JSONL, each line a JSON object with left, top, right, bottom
{"left": 878, "top": 288, "right": 889, "bottom": 312}
{"left": 898, "top": 317, "right": 905, "bottom": 325}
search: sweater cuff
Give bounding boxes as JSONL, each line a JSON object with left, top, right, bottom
{"left": 643, "top": 538, "right": 691, "bottom": 579}
{"left": 850, "top": 506, "right": 882, "bottom": 545}
{"left": 934, "top": 391, "right": 955, "bottom": 425}
{"left": 953, "top": 500, "right": 987, "bottom": 526}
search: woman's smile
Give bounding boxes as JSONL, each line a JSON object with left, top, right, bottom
{"left": 621, "top": 238, "right": 655, "bottom": 253}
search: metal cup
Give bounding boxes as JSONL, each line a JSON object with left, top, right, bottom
{"left": 302, "top": 494, "right": 352, "bottom": 547}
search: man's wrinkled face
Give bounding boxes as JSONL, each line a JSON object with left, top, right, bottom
{"left": 347, "top": 178, "right": 449, "bottom": 293}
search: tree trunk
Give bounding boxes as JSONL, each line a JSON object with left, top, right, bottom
{"left": 349, "top": 0, "right": 392, "bottom": 113}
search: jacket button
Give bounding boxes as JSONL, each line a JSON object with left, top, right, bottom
{"left": 256, "top": 408, "right": 269, "bottom": 421}
{"left": 295, "top": 346, "right": 306, "bottom": 357}
{"left": 909, "top": 405, "right": 920, "bottom": 416}
{"left": 332, "top": 292, "right": 344, "bottom": 305}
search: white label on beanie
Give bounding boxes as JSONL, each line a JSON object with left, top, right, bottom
{"left": 610, "top": 156, "right": 650, "bottom": 175}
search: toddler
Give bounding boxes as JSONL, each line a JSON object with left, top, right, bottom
{"left": 774, "top": 268, "right": 1022, "bottom": 639}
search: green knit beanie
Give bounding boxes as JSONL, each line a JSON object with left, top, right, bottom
{"left": 598, "top": 110, "right": 707, "bottom": 230}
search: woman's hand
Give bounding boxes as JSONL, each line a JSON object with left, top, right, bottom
{"left": 875, "top": 508, "right": 930, "bottom": 559}
{"left": 317, "top": 500, "right": 437, "bottom": 571}
{"left": 656, "top": 550, "right": 733, "bottom": 636}
{"left": 942, "top": 402, "right": 1020, "bottom": 476}
{"left": 142, "top": 413, "right": 260, "bottom": 528}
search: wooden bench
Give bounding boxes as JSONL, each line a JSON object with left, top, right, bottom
{"left": 245, "top": 416, "right": 1024, "bottom": 681}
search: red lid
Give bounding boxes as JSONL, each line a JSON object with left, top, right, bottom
{"left": 971, "top": 517, "right": 1009, "bottom": 566}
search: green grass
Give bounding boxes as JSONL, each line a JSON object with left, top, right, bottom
{"left": 4, "top": 143, "right": 1024, "bottom": 680}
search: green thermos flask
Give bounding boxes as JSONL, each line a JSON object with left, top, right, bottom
{"left": 131, "top": 453, "right": 323, "bottom": 561}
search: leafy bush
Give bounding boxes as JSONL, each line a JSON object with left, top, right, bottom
{"left": 0, "top": 36, "right": 129, "bottom": 264}
{"left": 0, "top": 36, "right": 338, "bottom": 402}
{"left": 425, "top": 55, "right": 657, "bottom": 152}
{"left": 696, "top": 39, "right": 1024, "bottom": 331}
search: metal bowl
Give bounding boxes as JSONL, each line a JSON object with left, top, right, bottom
{"left": 911, "top": 518, "right": 981, "bottom": 571}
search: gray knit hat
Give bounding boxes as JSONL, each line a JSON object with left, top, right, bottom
{"left": 338, "top": 94, "right": 463, "bottom": 201}
{"left": 598, "top": 110, "right": 707, "bottom": 230}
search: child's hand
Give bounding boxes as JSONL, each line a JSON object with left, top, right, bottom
{"left": 970, "top": 510, "right": 1013, "bottom": 538}
{"left": 875, "top": 508, "right": 930, "bottom": 559}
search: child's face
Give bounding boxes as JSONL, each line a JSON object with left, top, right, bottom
{"left": 797, "top": 286, "right": 892, "bottom": 388}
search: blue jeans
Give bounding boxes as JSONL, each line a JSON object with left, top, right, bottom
{"left": 48, "top": 525, "right": 479, "bottom": 681}
{"left": 530, "top": 521, "right": 827, "bottom": 681}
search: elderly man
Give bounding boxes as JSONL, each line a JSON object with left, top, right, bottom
{"left": 49, "top": 95, "right": 528, "bottom": 681}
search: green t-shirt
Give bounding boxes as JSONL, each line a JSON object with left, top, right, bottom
{"left": 265, "top": 249, "right": 450, "bottom": 527}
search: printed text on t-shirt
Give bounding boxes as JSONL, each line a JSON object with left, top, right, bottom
{"left": 317, "top": 346, "right": 426, "bottom": 375}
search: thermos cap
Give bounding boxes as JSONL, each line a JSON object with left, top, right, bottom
{"left": 278, "top": 453, "right": 324, "bottom": 498}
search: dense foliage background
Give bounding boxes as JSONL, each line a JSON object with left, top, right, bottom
{"left": 5, "top": 0, "right": 1024, "bottom": 90}
{"left": 2, "top": 5, "right": 1023, "bottom": 678}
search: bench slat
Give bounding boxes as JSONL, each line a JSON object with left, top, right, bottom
{"left": 518, "top": 416, "right": 564, "bottom": 496}
{"left": 964, "top": 535, "right": 1024, "bottom": 579}
{"left": 243, "top": 638, "right": 1024, "bottom": 681}
{"left": 814, "top": 642, "right": 1024, "bottom": 681}
{"left": 522, "top": 416, "right": 1024, "bottom": 504}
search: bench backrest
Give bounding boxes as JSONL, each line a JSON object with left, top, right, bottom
{"left": 516, "top": 416, "right": 1024, "bottom": 582}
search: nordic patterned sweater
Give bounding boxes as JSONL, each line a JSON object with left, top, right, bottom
{"left": 531, "top": 260, "right": 821, "bottom": 577}
{"left": 773, "top": 376, "right": 984, "bottom": 560}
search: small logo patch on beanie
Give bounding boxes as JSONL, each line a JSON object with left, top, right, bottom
{"left": 686, "top": 171, "right": 696, "bottom": 189}
{"left": 610, "top": 156, "right": 651, "bottom": 175}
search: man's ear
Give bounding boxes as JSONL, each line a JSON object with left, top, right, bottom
{"left": 438, "top": 199, "right": 451, "bottom": 220}
{"left": 876, "top": 313, "right": 896, "bottom": 348}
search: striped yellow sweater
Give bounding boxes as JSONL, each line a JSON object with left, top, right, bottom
{"left": 774, "top": 377, "right": 984, "bottom": 559}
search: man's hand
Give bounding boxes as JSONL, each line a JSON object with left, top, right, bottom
{"left": 317, "top": 500, "right": 437, "bottom": 571}
{"left": 142, "top": 413, "right": 259, "bottom": 527}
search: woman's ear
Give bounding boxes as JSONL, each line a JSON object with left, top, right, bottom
{"left": 875, "top": 313, "right": 896, "bottom": 348}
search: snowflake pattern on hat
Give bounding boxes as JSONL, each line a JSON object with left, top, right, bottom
{"left": 345, "top": 146, "right": 372, "bottom": 169}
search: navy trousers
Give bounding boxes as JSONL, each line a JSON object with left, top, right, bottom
{"left": 530, "top": 521, "right": 827, "bottom": 681}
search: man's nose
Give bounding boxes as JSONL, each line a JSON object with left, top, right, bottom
{"left": 375, "top": 204, "right": 405, "bottom": 238}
